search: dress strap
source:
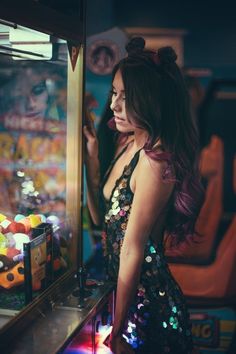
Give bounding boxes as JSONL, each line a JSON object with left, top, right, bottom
{"left": 112, "top": 140, "right": 133, "bottom": 165}
{"left": 125, "top": 148, "right": 142, "bottom": 182}
{"left": 101, "top": 139, "right": 134, "bottom": 188}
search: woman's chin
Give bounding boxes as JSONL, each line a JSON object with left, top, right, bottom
{"left": 115, "top": 124, "right": 134, "bottom": 134}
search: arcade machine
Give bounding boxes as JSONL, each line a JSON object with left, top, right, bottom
{"left": 0, "top": 1, "right": 115, "bottom": 353}
{"left": 166, "top": 80, "right": 236, "bottom": 354}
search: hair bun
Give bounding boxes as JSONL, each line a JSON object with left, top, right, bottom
{"left": 158, "top": 46, "right": 177, "bottom": 64}
{"left": 126, "top": 37, "right": 145, "bottom": 55}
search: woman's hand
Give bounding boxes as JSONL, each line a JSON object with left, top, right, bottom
{"left": 83, "top": 114, "right": 101, "bottom": 225}
{"left": 109, "top": 333, "right": 134, "bottom": 354}
{"left": 83, "top": 114, "right": 99, "bottom": 161}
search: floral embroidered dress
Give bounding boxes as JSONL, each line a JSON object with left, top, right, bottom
{"left": 101, "top": 144, "right": 193, "bottom": 354}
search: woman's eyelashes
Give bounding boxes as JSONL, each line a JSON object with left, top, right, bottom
{"left": 110, "top": 90, "right": 126, "bottom": 100}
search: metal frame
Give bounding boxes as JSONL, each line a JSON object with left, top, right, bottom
{"left": 0, "top": 0, "right": 84, "bottom": 43}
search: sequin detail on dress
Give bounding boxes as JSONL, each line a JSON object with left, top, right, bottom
{"left": 102, "top": 148, "right": 193, "bottom": 354}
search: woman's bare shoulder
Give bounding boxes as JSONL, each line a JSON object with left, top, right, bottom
{"left": 137, "top": 144, "right": 174, "bottom": 183}
{"left": 138, "top": 149, "right": 169, "bottom": 176}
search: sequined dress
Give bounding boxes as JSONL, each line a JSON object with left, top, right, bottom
{"left": 101, "top": 145, "right": 193, "bottom": 354}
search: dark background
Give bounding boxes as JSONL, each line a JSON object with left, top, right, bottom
{"left": 87, "top": 0, "right": 236, "bottom": 78}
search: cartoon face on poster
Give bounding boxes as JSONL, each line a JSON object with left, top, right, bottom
{"left": 0, "top": 60, "right": 67, "bottom": 219}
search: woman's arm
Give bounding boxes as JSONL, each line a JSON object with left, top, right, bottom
{"left": 83, "top": 124, "right": 102, "bottom": 226}
{"left": 111, "top": 154, "right": 174, "bottom": 344}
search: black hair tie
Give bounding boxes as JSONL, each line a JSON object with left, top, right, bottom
{"left": 126, "top": 37, "right": 145, "bottom": 55}
{"left": 157, "top": 46, "right": 177, "bottom": 65}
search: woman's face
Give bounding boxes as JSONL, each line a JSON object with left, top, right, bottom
{"left": 110, "top": 70, "right": 134, "bottom": 133}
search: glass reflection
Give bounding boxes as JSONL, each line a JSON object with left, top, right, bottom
{"left": 0, "top": 36, "right": 69, "bottom": 322}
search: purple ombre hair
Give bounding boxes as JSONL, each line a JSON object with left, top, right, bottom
{"left": 110, "top": 38, "right": 204, "bottom": 245}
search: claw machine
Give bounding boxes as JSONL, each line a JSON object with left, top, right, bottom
{"left": 0, "top": 1, "right": 114, "bottom": 353}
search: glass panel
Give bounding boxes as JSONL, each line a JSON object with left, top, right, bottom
{"left": 0, "top": 23, "right": 74, "bottom": 328}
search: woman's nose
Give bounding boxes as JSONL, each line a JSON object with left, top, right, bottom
{"left": 110, "top": 97, "right": 120, "bottom": 112}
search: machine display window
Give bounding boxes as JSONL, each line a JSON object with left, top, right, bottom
{"left": 0, "top": 21, "right": 82, "bottom": 329}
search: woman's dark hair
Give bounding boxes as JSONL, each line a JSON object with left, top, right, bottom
{"left": 111, "top": 37, "right": 204, "bottom": 245}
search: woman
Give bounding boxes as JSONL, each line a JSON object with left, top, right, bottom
{"left": 84, "top": 37, "right": 203, "bottom": 354}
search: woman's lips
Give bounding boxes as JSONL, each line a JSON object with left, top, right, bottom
{"left": 114, "top": 116, "right": 125, "bottom": 122}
